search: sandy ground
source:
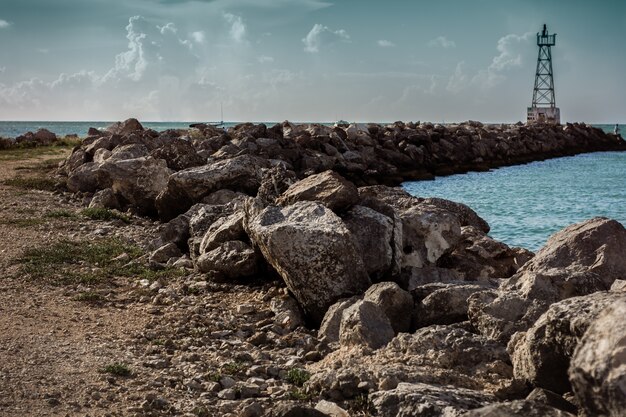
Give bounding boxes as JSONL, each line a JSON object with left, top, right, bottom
{"left": 0, "top": 150, "right": 149, "bottom": 416}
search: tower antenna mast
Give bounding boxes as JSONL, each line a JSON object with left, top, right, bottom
{"left": 527, "top": 24, "right": 560, "bottom": 124}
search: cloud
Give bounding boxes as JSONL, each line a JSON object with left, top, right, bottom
{"left": 224, "top": 13, "right": 246, "bottom": 43}
{"left": 473, "top": 32, "right": 533, "bottom": 88}
{"left": 0, "top": 19, "right": 10, "bottom": 29}
{"left": 257, "top": 55, "right": 274, "bottom": 63}
{"left": 191, "top": 31, "right": 206, "bottom": 43}
{"left": 302, "top": 23, "right": 350, "bottom": 53}
{"left": 377, "top": 40, "right": 395, "bottom": 48}
{"left": 0, "top": 66, "right": 5, "bottom": 73}
{"left": 446, "top": 61, "right": 467, "bottom": 93}
{"left": 428, "top": 36, "right": 456, "bottom": 49}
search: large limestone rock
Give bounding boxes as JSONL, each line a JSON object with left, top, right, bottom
{"left": 469, "top": 218, "right": 626, "bottom": 343}
{"left": 370, "top": 382, "right": 494, "bottom": 417}
{"left": 195, "top": 240, "right": 258, "bottom": 279}
{"left": 569, "top": 298, "right": 626, "bottom": 417}
{"left": 339, "top": 300, "right": 395, "bottom": 349}
{"left": 150, "top": 138, "right": 205, "bottom": 171}
{"left": 509, "top": 291, "right": 625, "bottom": 394}
{"left": 156, "top": 155, "right": 269, "bottom": 220}
{"left": 364, "top": 282, "right": 413, "bottom": 333}
{"left": 438, "top": 226, "right": 533, "bottom": 280}
{"left": 105, "top": 118, "right": 144, "bottom": 135}
{"left": 462, "top": 400, "right": 576, "bottom": 416}
{"left": 343, "top": 206, "right": 398, "bottom": 280}
{"left": 318, "top": 296, "right": 360, "bottom": 344}
{"left": 277, "top": 170, "right": 359, "bottom": 212}
{"left": 199, "top": 211, "right": 245, "bottom": 253}
{"left": 245, "top": 201, "right": 371, "bottom": 325}
{"left": 414, "top": 282, "right": 492, "bottom": 328}
{"left": 101, "top": 156, "right": 172, "bottom": 214}
{"left": 505, "top": 217, "right": 626, "bottom": 301}
{"left": 421, "top": 197, "right": 490, "bottom": 233}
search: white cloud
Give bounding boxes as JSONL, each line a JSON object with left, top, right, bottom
{"left": 473, "top": 32, "right": 533, "bottom": 88}
{"left": 428, "top": 36, "right": 456, "bottom": 49}
{"left": 191, "top": 31, "right": 206, "bottom": 44}
{"left": 0, "top": 66, "right": 5, "bottom": 73}
{"left": 446, "top": 61, "right": 467, "bottom": 93}
{"left": 302, "top": 23, "right": 350, "bottom": 53}
{"left": 377, "top": 40, "right": 395, "bottom": 48}
{"left": 257, "top": 55, "right": 274, "bottom": 63}
{"left": 224, "top": 13, "right": 246, "bottom": 43}
{"left": 0, "top": 19, "right": 10, "bottom": 29}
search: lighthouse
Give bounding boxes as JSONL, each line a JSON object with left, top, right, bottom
{"left": 527, "top": 24, "right": 560, "bottom": 124}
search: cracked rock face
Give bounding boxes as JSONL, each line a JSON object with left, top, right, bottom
{"left": 245, "top": 201, "right": 371, "bottom": 325}
{"left": 569, "top": 298, "right": 626, "bottom": 417}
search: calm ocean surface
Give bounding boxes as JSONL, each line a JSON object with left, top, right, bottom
{"left": 1, "top": 121, "right": 623, "bottom": 250}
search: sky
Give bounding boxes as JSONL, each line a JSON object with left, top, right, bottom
{"left": 0, "top": 0, "right": 624, "bottom": 123}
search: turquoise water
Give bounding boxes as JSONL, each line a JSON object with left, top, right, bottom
{"left": 403, "top": 151, "right": 626, "bottom": 251}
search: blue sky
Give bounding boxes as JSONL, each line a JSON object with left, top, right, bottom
{"left": 0, "top": 0, "right": 624, "bottom": 122}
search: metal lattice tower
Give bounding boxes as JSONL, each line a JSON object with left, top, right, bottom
{"left": 532, "top": 24, "right": 556, "bottom": 107}
{"left": 527, "top": 24, "right": 560, "bottom": 124}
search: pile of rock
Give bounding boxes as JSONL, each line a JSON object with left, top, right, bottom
{"left": 55, "top": 118, "right": 626, "bottom": 416}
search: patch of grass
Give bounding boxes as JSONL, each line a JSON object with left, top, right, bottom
{"left": 288, "top": 388, "right": 315, "bottom": 401}
{"left": 101, "top": 363, "right": 132, "bottom": 377}
{"left": 3, "top": 176, "right": 57, "bottom": 191}
{"left": 350, "top": 394, "right": 375, "bottom": 415}
{"left": 207, "top": 372, "right": 222, "bottom": 382}
{"left": 45, "top": 209, "right": 78, "bottom": 219}
{"left": 221, "top": 361, "right": 246, "bottom": 375}
{"left": 72, "top": 291, "right": 106, "bottom": 303}
{"left": 286, "top": 368, "right": 310, "bottom": 387}
{"left": 81, "top": 207, "right": 131, "bottom": 223}
{"left": 0, "top": 144, "right": 73, "bottom": 161}
{"left": 17, "top": 238, "right": 184, "bottom": 286}
{"left": 0, "top": 217, "right": 44, "bottom": 228}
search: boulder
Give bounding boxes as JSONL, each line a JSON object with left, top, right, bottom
{"left": 156, "top": 155, "right": 269, "bottom": 220}
{"left": 101, "top": 156, "right": 172, "bottom": 215}
{"left": 339, "top": 300, "right": 395, "bottom": 350}
{"left": 256, "top": 165, "right": 297, "bottom": 205}
{"left": 343, "top": 205, "right": 398, "bottom": 280}
{"left": 105, "top": 118, "right": 144, "bottom": 135}
{"left": 569, "top": 298, "right": 626, "bottom": 417}
{"left": 399, "top": 204, "right": 462, "bottom": 269}
{"left": 414, "top": 283, "right": 492, "bottom": 328}
{"left": 509, "top": 291, "right": 625, "bottom": 394}
{"left": 149, "top": 242, "right": 182, "bottom": 265}
{"left": 33, "top": 128, "right": 57, "bottom": 145}
{"left": 461, "top": 400, "right": 576, "bottom": 416}
{"left": 364, "top": 282, "right": 413, "bottom": 333}
{"left": 318, "top": 296, "right": 360, "bottom": 344}
{"left": 277, "top": 170, "right": 359, "bottom": 212}
{"left": 370, "top": 382, "right": 494, "bottom": 417}
{"left": 526, "top": 388, "right": 577, "bottom": 415}
{"left": 438, "top": 226, "right": 533, "bottom": 280}
{"left": 245, "top": 201, "right": 371, "bottom": 325}
{"left": 88, "top": 188, "right": 120, "bottom": 210}
{"left": 421, "top": 197, "right": 490, "bottom": 233}
{"left": 107, "top": 144, "right": 150, "bottom": 161}
{"left": 150, "top": 138, "right": 205, "bottom": 171}
{"left": 66, "top": 162, "right": 111, "bottom": 193}
{"left": 199, "top": 211, "right": 245, "bottom": 253}
{"left": 505, "top": 217, "right": 626, "bottom": 302}
{"left": 195, "top": 240, "right": 258, "bottom": 279}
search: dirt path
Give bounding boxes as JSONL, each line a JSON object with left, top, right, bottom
{"left": 0, "top": 150, "right": 149, "bottom": 416}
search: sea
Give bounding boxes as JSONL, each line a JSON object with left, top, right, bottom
{"left": 0, "top": 121, "right": 623, "bottom": 251}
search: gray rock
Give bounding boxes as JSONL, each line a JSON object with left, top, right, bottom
{"left": 105, "top": 118, "right": 144, "bottom": 135}
{"left": 318, "top": 296, "right": 361, "bottom": 344}
{"left": 505, "top": 217, "right": 626, "bottom": 302}
{"left": 88, "top": 188, "right": 119, "bottom": 210}
{"left": 526, "top": 388, "right": 577, "bottom": 415}
{"left": 149, "top": 243, "right": 182, "bottom": 264}
{"left": 461, "top": 400, "right": 576, "bottom": 416}
{"left": 343, "top": 206, "right": 397, "bottom": 280}
{"left": 509, "top": 291, "right": 626, "bottom": 394}
{"left": 156, "top": 155, "right": 269, "bottom": 220}
{"left": 245, "top": 201, "right": 370, "bottom": 325}
{"left": 370, "top": 382, "right": 494, "bottom": 417}
{"left": 414, "top": 283, "right": 492, "bottom": 328}
{"left": 199, "top": 211, "right": 245, "bottom": 253}
{"left": 339, "top": 300, "right": 395, "bottom": 350}
{"left": 421, "top": 198, "right": 490, "bottom": 233}
{"left": 569, "top": 298, "right": 626, "bottom": 417}
{"left": 277, "top": 170, "right": 359, "bottom": 212}
{"left": 364, "top": 282, "right": 413, "bottom": 333}
{"left": 195, "top": 240, "right": 257, "bottom": 279}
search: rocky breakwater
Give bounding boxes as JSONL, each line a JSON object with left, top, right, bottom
{"left": 56, "top": 118, "right": 626, "bottom": 416}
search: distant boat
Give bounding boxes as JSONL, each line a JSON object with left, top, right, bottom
{"left": 210, "top": 102, "right": 224, "bottom": 127}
